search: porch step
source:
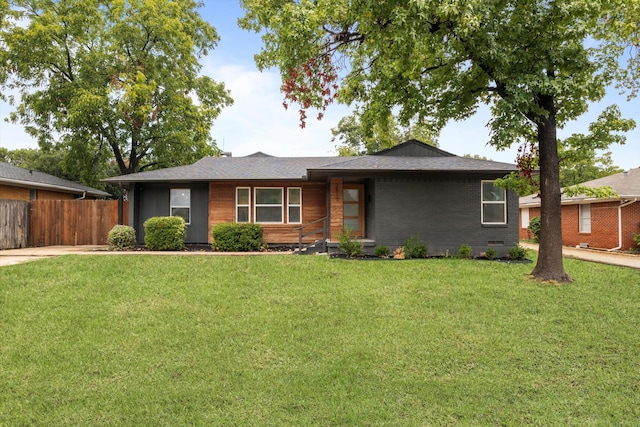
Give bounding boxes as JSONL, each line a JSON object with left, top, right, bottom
{"left": 327, "top": 239, "right": 376, "bottom": 255}
{"left": 294, "top": 239, "right": 327, "bottom": 255}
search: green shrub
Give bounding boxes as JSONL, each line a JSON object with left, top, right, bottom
{"left": 338, "top": 227, "right": 363, "bottom": 257}
{"left": 458, "top": 244, "right": 472, "bottom": 259}
{"left": 107, "top": 225, "right": 136, "bottom": 250}
{"left": 212, "top": 223, "right": 264, "bottom": 252}
{"left": 143, "top": 216, "right": 186, "bottom": 251}
{"left": 485, "top": 247, "right": 497, "bottom": 260}
{"left": 508, "top": 244, "right": 529, "bottom": 261}
{"left": 404, "top": 235, "right": 428, "bottom": 259}
{"left": 528, "top": 216, "right": 541, "bottom": 243}
{"left": 374, "top": 245, "right": 390, "bottom": 258}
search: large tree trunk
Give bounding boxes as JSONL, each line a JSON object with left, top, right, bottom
{"left": 531, "top": 96, "right": 573, "bottom": 282}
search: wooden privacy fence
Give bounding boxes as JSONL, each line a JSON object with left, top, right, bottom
{"left": 29, "top": 199, "right": 129, "bottom": 247}
{"left": 0, "top": 200, "right": 29, "bottom": 249}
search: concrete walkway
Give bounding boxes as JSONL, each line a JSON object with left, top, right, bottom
{"left": 1, "top": 243, "right": 639, "bottom": 269}
{"left": 0, "top": 245, "right": 293, "bottom": 267}
{"left": 520, "top": 242, "right": 640, "bottom": 270}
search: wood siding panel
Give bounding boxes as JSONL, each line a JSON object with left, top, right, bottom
{"left": 0, "top": 185, "right": 30, "bottom": 201}
{"left": 329, "top": 178, "right": 344, "bottom": 240}
{"left": 208, "top": 181, "right": 327, "bottom": 244}
{"left": 37, "top": 190, "right": 75, "bottom": 200}
{"left": 0, "top": 200, "right": 29, "bottom": 249}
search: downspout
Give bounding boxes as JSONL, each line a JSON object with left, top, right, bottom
{"left": 76, "top": 191, "right": 87, "bottom": 200}
{"left": 608, "top": 198, "right": 637, "bottom": 251}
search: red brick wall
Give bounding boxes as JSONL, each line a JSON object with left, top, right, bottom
{"left": 519, "top": 201, "right": 640, "bottom": 250}
{"left": 622, "top": 201, "right": 640, "bottom": 251}
{"left": 519, "top": 207, "right": 540, "bottom": 240}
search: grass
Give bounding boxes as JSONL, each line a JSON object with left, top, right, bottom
{"left": 1, "top": 254, "right": 639, "bottom": 425}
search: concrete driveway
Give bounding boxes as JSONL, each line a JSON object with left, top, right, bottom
{"left": 520, "top": 242, "right": 640, "bottom": 270}
{"left": 0, "top": 245, "right": 293, "bottom": 267}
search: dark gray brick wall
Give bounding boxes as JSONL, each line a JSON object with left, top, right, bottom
{"left": 135, "top": 182, "right": 209, "bottom": 244}
{"left": 370, "top": 175, "right": 519, "bottom": 257}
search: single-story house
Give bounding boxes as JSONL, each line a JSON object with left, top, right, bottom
{"left": 519, "top": 168, "right": 640, "bottom": 251}
{"left": 0, "top": 161, "right": 111, "bottom": 200}
{"left": 105, "top": 140, "right": 520, "bottom": 256}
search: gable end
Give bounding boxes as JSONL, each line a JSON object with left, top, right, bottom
{"left": 374, "top": 139, "right": 456, "bottom": 158}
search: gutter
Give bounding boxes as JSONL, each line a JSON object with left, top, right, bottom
{"left": 0, "top": 178, "right": 109, "bottom": 198}
{"left": 608, "top": 198, "right": 638, "bottom": 252}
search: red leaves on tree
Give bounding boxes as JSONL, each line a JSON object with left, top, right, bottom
{"left": 281, "top": 55, "right": 339, "bottom": 128}
{"left": 516, "top": 140, "right": 539, "bottom": 189}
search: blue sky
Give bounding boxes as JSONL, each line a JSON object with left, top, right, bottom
{"left": 1, "top": 0, "right": 639, "bottom": 170}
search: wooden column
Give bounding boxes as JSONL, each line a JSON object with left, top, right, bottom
{"left": 329, "top": 177, "right": 343, "bottom": 240}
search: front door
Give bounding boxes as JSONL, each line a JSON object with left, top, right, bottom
{"left": 343, "top": 184, "right": 364, "bottom": 237}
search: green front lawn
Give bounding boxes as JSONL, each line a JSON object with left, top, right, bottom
{"left": 1, "top": 255, "right": 638, "bottom": 425}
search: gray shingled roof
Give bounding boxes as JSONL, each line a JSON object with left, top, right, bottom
{"left": 103, "top": 153, "right": 517, "bottom": 185}
{"left": 520, "top": 167, "right": 640, "bottom": 207}
{"left": 0, "top": 161, "right": 111, "bottom": 198}
{"left": 308, "top": 155, "right": 517, "bottom": 172}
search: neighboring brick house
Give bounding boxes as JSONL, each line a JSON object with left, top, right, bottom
{"left": 105, "top": 140, "right": 520, "bottom": 257}
{"left": 519, "top": 168, "right": 640, "bottom": 251}
{"left": 0, "top": 161, "right": 110, "bottom": 200}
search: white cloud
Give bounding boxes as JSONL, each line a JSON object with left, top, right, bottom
{"left": 206, "top": 62, "right": 351, "bottom": 157}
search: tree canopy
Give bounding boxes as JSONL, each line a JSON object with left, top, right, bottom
{"left": 1, "top": 0, "right": 232, "bottom": 187}
{"left": 331, "top": 113, "right": 438, "bottom": 156}
{"left": 240, "top": 0, "right": 636, "bottom": 282}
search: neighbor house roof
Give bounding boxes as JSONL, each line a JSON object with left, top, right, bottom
{"left": 104, "top": 140, "right": 517, "bottom": 185}
{"left": 0, "top": 161, "right": 111, "bottom": 198}
{"left": 519, "top": 167, "right": 640, "bottom": 207}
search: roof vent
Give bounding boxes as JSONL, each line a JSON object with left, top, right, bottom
{"left": 221, "top": 151, "right": 232, "bottom": 157}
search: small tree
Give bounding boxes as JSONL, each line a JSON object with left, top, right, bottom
{"left": 528, "top": 217, "right": 542, "bottom": 243}
{"left": 337, "top": 228, "right": 363, "bottom": 257}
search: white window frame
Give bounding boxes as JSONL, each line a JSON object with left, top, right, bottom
{"left": 579, "top": 204, "right": 591, "bottom": 233}
{"left": 481, "top": 180, "right": 507, "bottom": 225}
{"left": 236, "top": 187, "right": 251, "bottom": 223}
{"left": 170, "top": 188, "right": 191, "bottom": 225}
{"left": 521, "top": 208, "right": 530, "bottom": 229}
{"left": 254, "top": 187, "right": 284, "bottom": 224}
{"left": 287, "top": 187, "right": 302, "bottom": 224}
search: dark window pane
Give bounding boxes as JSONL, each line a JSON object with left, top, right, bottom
{"left": 344, "top": 204, "right": 359, "bottom": 216}
{"left": 237, "top": 206, "right": 249, "bottom": 223}
{"left": 483, "top": 204, "right": 505, "bottom": 223}
{"left": 344, "top": 218, "right": 359, "bottom": 232}
{"left": 171, "top": 207, "right": 190, "bottom": 223}
{"left": 482, "top": 182, "right": 505, "bottom": 201}
{"left": 256, "top": 206, "right": 282, "bottom": 222}
{"left": 288, "top": 206, "right": 300, "bottom": 223}
{"left": 256, "top": 188, "right": 282, "bottom": 204}
{"left": 288, "top": 188, "right": 301, "bottom": 205}
{"left": 171, "top": 189, "right": 191, "bottom": 206}
{"left": 343, "top": 189, "right": 359, "bottom": 202}
{"left": 237, "top": 188, "right": 249, "bottom": 205}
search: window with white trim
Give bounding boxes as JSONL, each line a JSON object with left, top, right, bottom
{"left": 521, "top": 208, "right": 530, "bottom": 228}
{"left": 254, "top": 188, "right": 283, "bottom": 223}
{"left": 287, "top": 188, "right": 302, "bottom": 224}
{"left": 579, "top": 204, "right": 591, "bottom": 233}
{"left": 481, "top": 181, "right": 507, "bottom": 224}
{"left": 170, "top": 188, "right": 191, "bottom": 224}
{"left": 236, "top": 187, "right": 250, "bottom": 223}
